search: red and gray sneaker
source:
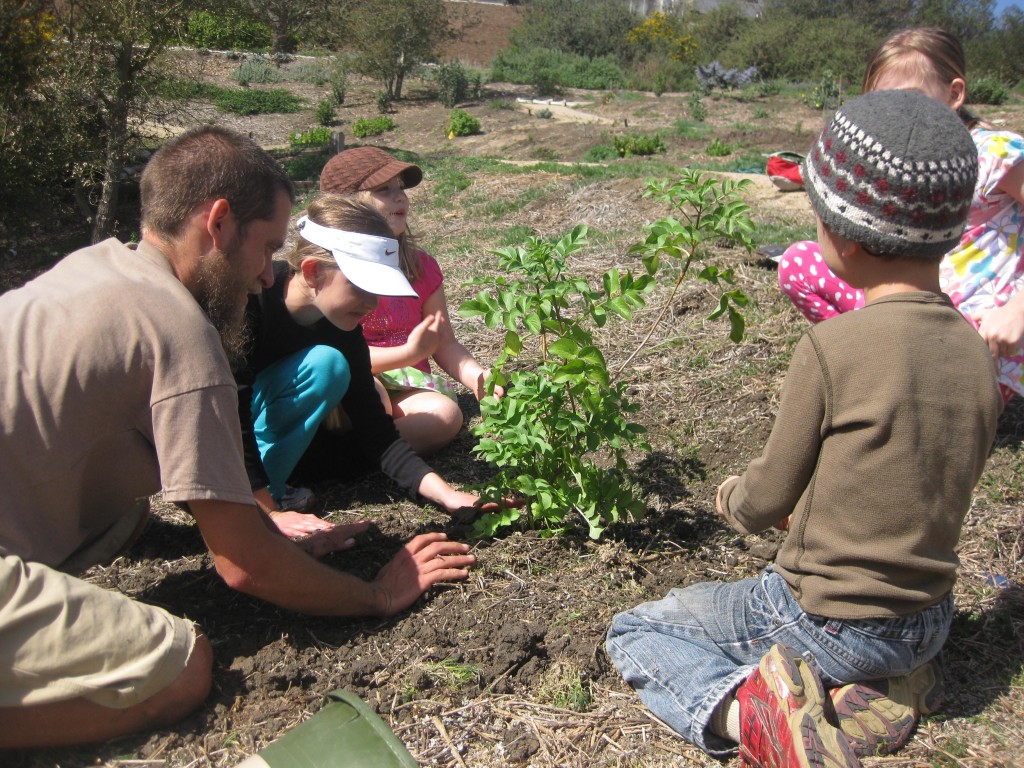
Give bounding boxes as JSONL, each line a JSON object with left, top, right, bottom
{"left": 736, "top": 643, "right": 862, "bottom": 768}
{"left": 829, "top": 660, "right": 944, "bottom": 756}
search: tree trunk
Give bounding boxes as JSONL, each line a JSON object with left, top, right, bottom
{"left": 91, "top": 42, "right": 133, "bottom": 243}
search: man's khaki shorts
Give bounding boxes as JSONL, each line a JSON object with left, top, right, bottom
{"left": 0, "top": 554, "right": 196, "bottom": 708}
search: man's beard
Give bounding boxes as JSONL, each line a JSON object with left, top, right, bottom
{"left": 192, "top": 246, "right": 253, "bottom": 368}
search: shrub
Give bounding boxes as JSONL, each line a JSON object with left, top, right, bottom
{"left": 232, "top": 56, "right": 280, "bottom": 86}
{"left": 688, "top": 92, "right": 707, "bottom": 122}
{"left": 695, "top": 61, "right": 758, "bottom": 92}
{"left": 490, "top": 46, "right": 625, "bottom": 91}
{"left": 376, "top": 90, "right": 392, "bottom": 114}
{"left": 436, "top": 60, "right": 469, "bottom": 109}
{"left": 289, "top": 127, "right": 332, "bottom": 147}
{"left": 289, "top": 60, "right": 331, "bottom": 86}
{"left": 536, "top": 107, "right": 553, "bottom": 119}
{"left": 969, "top": 76, "right": 1011, "bottom": 106}
{"left": 156, "top": 79, "right": 223, "bottom": 102}
{"left": 706, "top": 137, "right": 732, "bottom": 156}
{"left": 803, "top": 69, "right": 842, "bottom": 111}
{"left": 286, "top": 152, "right": 330, "bottom": 181}
{"left": 583, "top": 144, "right": 617, "bottom": 162}
{"left": 214, "top": 88, "right": 304, "bottom": 115}
{"left": 459, "top": 226, "right": 653, "bottom": 539}
{"left": 352, "top": 115, "right": 395, "bottom": 138}
{"left": 182, "top": 10, "right": 271, "bottom": 51}
{"left": 329, "top": 63, "right": 348, "bottom": 106}
{"left": 446, "top": 108, "right": 480, "bottom": 138}
{"left": 613, "top": 133, "right": 665, "bottom": 158}
{"left": 489, "top": 98, "right": 516, "bottom": 110}
{"left": 315, "top": 97, "right": 336, "bottom": 126}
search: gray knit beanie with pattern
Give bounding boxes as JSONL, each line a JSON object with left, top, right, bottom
{"left": 803, "top": 89, "right": 977, "bottom": 259}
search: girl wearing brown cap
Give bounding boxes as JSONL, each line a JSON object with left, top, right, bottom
{"left": 320, "top": 146, "right": 503, "bottom": 455}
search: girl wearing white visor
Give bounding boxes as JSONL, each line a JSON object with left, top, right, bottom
{"left": 234, "top": 196, "right": 497, "bottom": 537}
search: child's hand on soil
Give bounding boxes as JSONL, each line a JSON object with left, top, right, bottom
{"left": 269, "top": 509, "right": 334, "bottom": 538}
{"left": 294, "top": 520, "right": 373, "bottom": 558}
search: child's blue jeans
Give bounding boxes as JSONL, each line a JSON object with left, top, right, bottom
{"left": 605, "top": 567, "right": 952, "bottom": 755}
{"left": 251, "top": 345, "right": 352, "bottom": 500}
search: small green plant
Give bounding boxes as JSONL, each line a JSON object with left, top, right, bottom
{"left": 804, "top": 69, "right": 842, "bottom": 110}
{"left": 460, "top": 225, "right": 653, "bottom": 539}
{"left": 539, "top": 663, "right": 593, "bottom": 712}
{"left": 756, "top": 79, "right": 783, "bottom": 97}
{"left": 315, "top": 97, "right": 336, "bottom": 127}
{"left": 289, "top": 60, "right": 330, "bottom": 86}
{"left": 688, "top": 91, "right": 707, "bottom": 122}
{"left": 329, "top": 63, "right": 348, "bottom": 106}
{"left": 421, "top": 659, "right": 481, "bottom": 689}
{"left": 753, "top": 107, "right": 771, "bottom": 119}
{"left": 536, "top": 107, "right": 553, "bottom": 119}
{"left": 232, "top": 55, "right": 279, "bottom": 86}
{"left": 352, "top": 115, "right": 395, "bottom": 138}
{"left": 285, "top": 152, "right": 329, "bottom": 181}
{"left": 488, "top": 98, "right": 516, "bottom": 110}
{"left": 706, "top": 137, "right": 732, "bottom": 156}
{"left": 613, "top": 133, "right": 665, "bottom": 157}
{"left": 969, "top": 76, "right": 1010, "bottom": 105}
{"left": 289, "top": 127, "right": 332, "bottom": 147}
{"left": 375, "top": 90, "right": 392, "bottom": 114}
{"left": 583, "top": 143, "right": 617, "bottom": 162}
{"left": 446, "top": 108, "right": 481, "bottom": 137}
{"left": 461, "top": 172, "right": 754, "bottom": 540}
{"left": 529, "top": 146, "right": 558, "bottom": 161}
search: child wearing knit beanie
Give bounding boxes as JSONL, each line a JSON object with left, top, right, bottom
{"left": 606, "top": 89, "right": 1002, "bottom": 768}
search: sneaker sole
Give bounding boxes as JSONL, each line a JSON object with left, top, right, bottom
{"left": 831, "top": 683, "right": 915, "bottom": 756}
{"left": 763, "top": 645, "right": 862, "bottom": 768}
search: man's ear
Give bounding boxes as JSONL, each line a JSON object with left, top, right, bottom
{"left": 205, "top": 198, "right": 234, "bottom": 250}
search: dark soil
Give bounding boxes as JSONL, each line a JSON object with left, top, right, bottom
{"left": 6, "top": 43, "right": 1024, "bottom": 768}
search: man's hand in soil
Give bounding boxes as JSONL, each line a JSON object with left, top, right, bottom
{"left": 295, "top": 521, "right": 374, "bottom": 559}
{"left": 371, "top": 533, "right": 475, "bottom": 616}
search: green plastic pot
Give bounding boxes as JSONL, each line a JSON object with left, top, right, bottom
{"left": 235, "top": 690, "right": 417, "bottom": 768}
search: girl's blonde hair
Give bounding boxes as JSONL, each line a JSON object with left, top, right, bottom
{"left": 862, "top": 27, "right": 980, "bottom": 128}
{"left": 357, "top": 189, "right": 423, "bottom": 284}
{"left": 281, "top": 195, "right": 394, "bottom": 273}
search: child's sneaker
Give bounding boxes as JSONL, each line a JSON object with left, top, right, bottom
{"left": 829, "top": 661, "right": 944, "bottom": 756}
{"left": 736, "top": 643, "right": 861, "bottom": 768}
{"left": 276, "top": 485, "right": 317, "bottom": 513}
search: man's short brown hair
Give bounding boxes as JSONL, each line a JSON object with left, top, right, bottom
{"left": 140, "top": 126, "right": 294, "bottom": 241}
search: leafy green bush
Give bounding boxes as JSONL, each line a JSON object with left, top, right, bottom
{"left": 315, "top": 97, "right": 336, "bottom": 126}
{"left": 536, "top": 107, "right": 553, "bottom": 119}
{"left": 233, "top": 56, "right": 280, "bottom": 86}
{"left": 969, "top": 76, "right": 1011, "bottom": 105}
{"left": 460, "top": 225, "right": 653, "bottom": 539}
{"left": 352, "top": 115, "right": 395, "bottom": 138}
{"left": 376, "top": 90, "right": 392, "bottom": 114}
{"left": 706, "top": 137, "right": 732, "bottom": 156}
{"left": 436, "top": 60, "right": 469, "bottom": 109}
{"left": 289, "top": 60, "right": 331, "bottom": 86}
{"left": 182, "top": 10, "right": 271, "bottom": 51}
{"left": 489, "top": 98, "right": 516, "bottom": 110}
{"left": 803, "top": 69, "right": 842, "bottom": 110}
{"left": 688, "top": 92, "right": 707, "bottom": 122}
{"left": 490, "top": 46, "right": 625, "bottom": 91}
{"left": 289, "top": 127, "right": 332, "bottom": 147}
{"left": 214, "top": 88, "right": 304, "bottom": 116}
{"left": 613, "top": 133, "right": 665, "bottom": 157}
{"left": 329, "top": 63, "right": 348, "bottom": 106}
{"left": 285, "top": 152, "right": 329, "bottom": 181}
{"left": 583, "top": 144, "right": 617, "bottom": 162}
{"left": 446, "top": 109, "right": 481, "bottom": 137}
{"left": 155, "top": 79, "right": 224, "bottom": 102}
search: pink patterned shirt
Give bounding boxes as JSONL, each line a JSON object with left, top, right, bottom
{"left": 360, "top": 250, "right": 444, "bottom": 373}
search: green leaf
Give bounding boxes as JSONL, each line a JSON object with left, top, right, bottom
{"left": 548, "top": 338, "right": 580, "bottom": 359}
{"left": 504, "top": 330, "right": 523, "bottom": 355}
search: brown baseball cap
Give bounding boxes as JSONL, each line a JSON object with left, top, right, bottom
{"left": 320, "top": 146, "right": 423, "bottom": 194}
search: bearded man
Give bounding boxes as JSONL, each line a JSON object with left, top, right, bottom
{"left": 0, "top": 126, "right": 475, "bottom": 748}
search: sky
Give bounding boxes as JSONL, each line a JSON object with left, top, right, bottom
{"left": 995, "top": 0, "right": 1024, "bottom": 14}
